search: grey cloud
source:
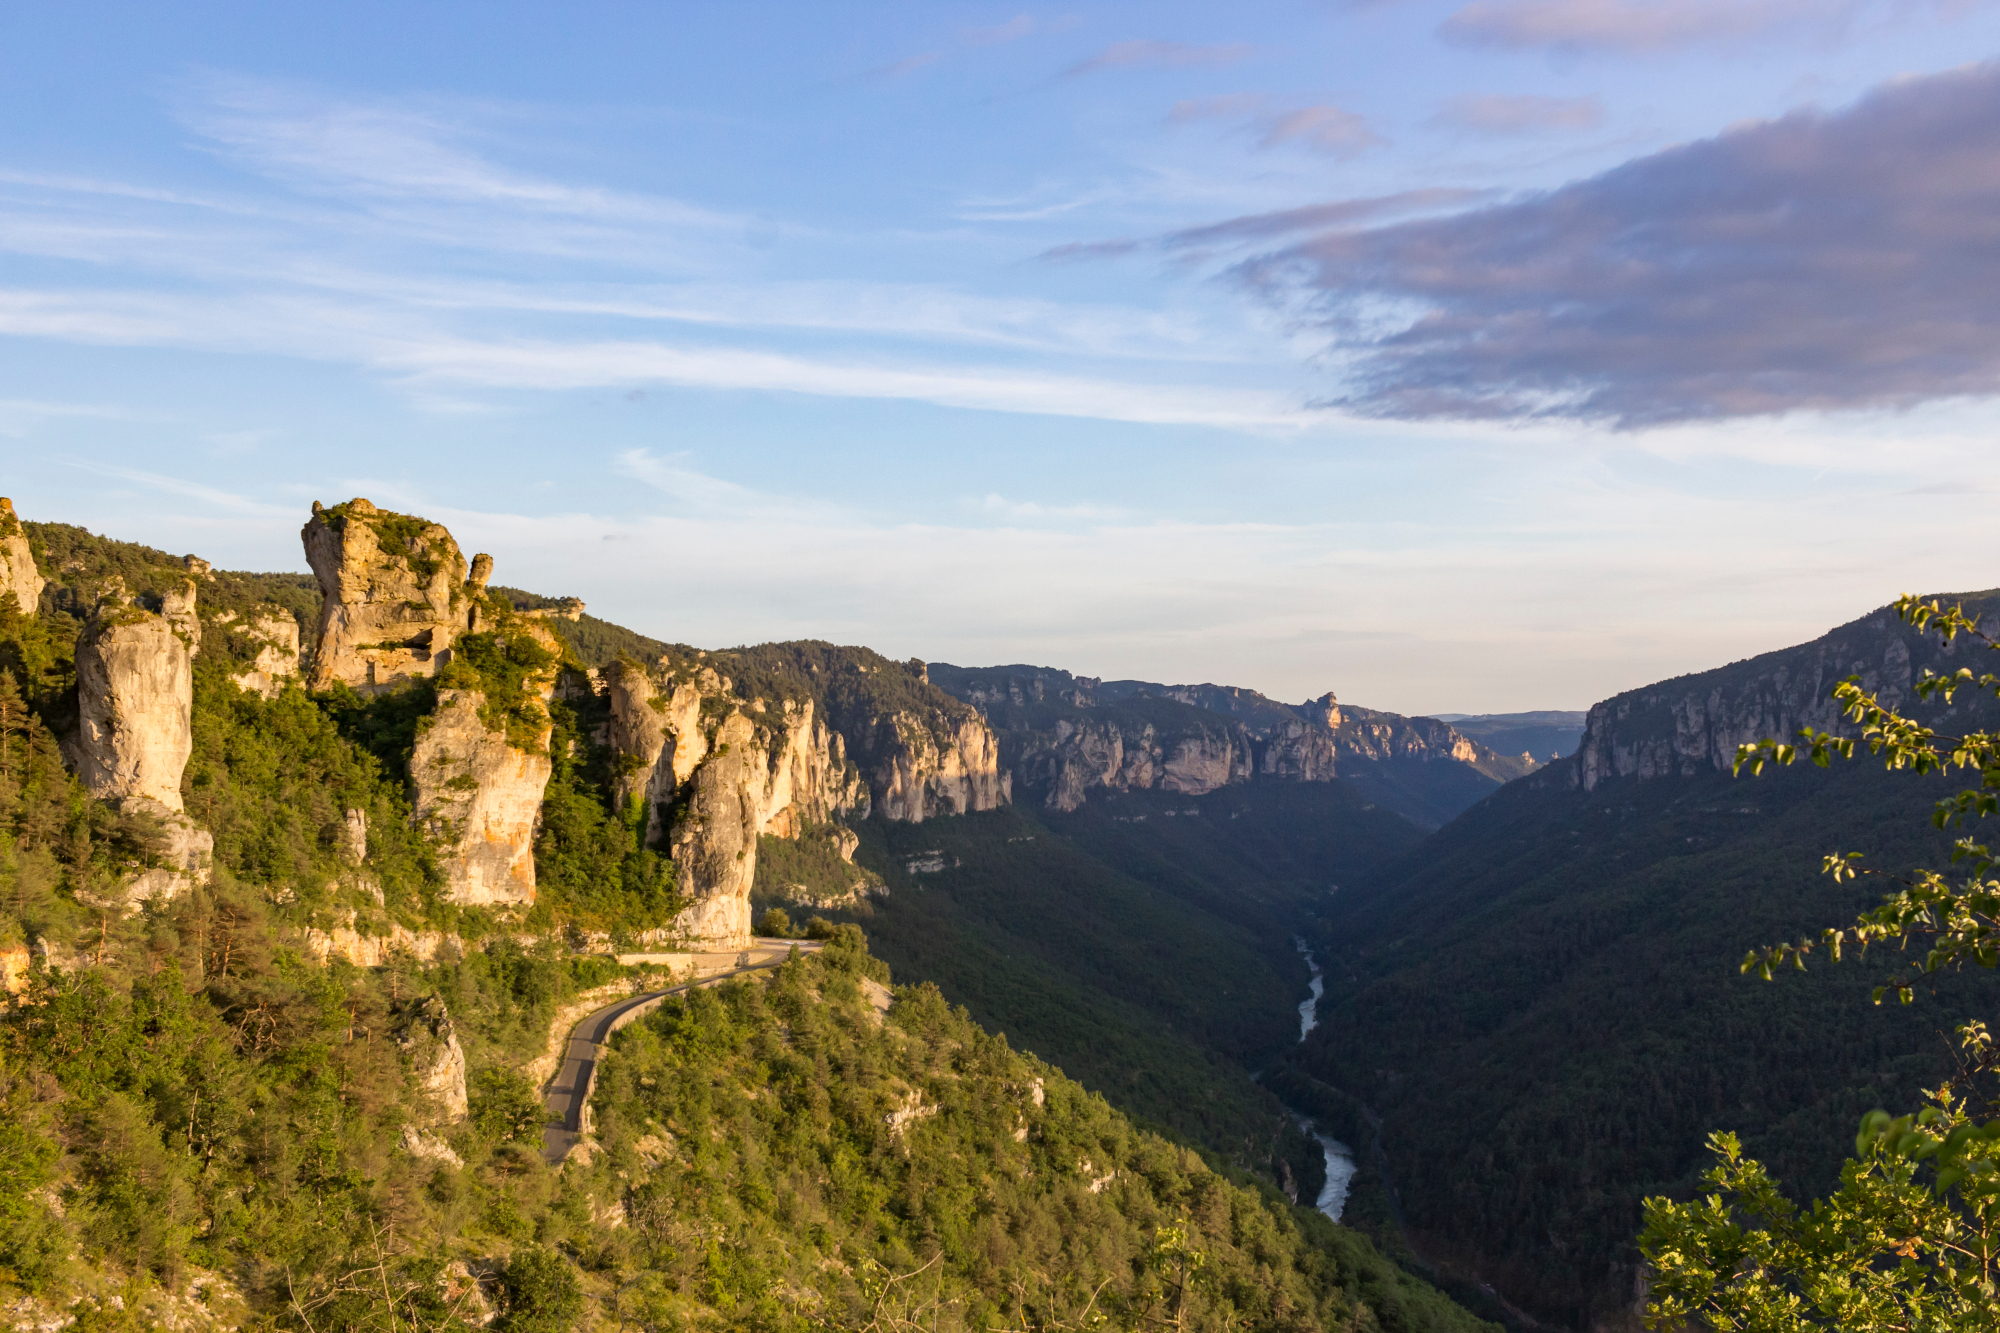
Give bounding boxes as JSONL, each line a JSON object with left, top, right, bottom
{"left": 1429, "top": 93, "right": 1605, "bottom": 134}
{"left": 1165, "top": 189, "right": 1490, "bottom": 246}
{"left": 1059, "top": 40, "right": 1254, "bottom": 79}
{"left": 1238, "top": 60, "right": 2000, "bottom": 426}
{"left": 1439, "top": 0, "right": 1855, "bottom": 53}
{"left": 1037, "top": 238, "right": 1142, "bottom": 262}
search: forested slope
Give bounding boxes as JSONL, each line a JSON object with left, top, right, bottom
{"left": 1283, "top": 591, "right": 2000, "bottom": 1329}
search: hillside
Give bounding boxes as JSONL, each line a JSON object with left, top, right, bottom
{"left": 1282, "top": 591, "right": 2000, "bottom": 1329}
{"left": 0, "top": 498, "right": 1496, "bottom": 1332}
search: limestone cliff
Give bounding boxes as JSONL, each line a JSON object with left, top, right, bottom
{"left": 67, "top": 581, "right": 213, "bottom": 901}
{"left": 603, "top": 655, "right": 870, "bottom": 945}
{"left": 221, "top": 610, "right": 301, "bottom": 699}
{"left": 410, "top": 684, "right": 553, "bottom": 907}
{"left": 701, "top": 644, "right": 1008, "bottom": 823}
{"left": 931, "top": 663, "right": 1530, "bottom": 827}
{"left": 0, "top": 498, "right": 44, "bottom": 616}
{"left": 302, "top": 498, "right": 469, "bottom": 692}
{"left": 1555, "top": 602, "right": 1949, "bottom": 794}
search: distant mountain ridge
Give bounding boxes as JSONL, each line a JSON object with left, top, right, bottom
{"left": 1434, "top": 711, "right": 1587, "bottom": 763}
{"left": 930, "top": 662, "right": 1535, "bottom": 829}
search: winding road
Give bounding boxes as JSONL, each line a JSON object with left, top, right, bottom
{"left": 540, "top": 938, "right": 820, "bottom": 1164}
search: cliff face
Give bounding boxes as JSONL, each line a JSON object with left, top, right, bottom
{"left": 223, "top": 610, "right": 301, "bottom": 700}
{"left": 70, "top": 583, "right": 198, "bottom": 812}
{"left": 302, "top": 498, "right": 470, "bottom": 693}
{"left": 680, "top": 644, "right": 1005, "bottom": 825}
{"left": 410, "top": 684, "right": 553, "bottom": 907}
{"left": 0, "top": 498, "right": 45, "bottom": 616}
{"left": 603, "top": 655, "right": 870, "bottom": 945}
{"left": 1557, "top": 604, "right": 1946, "bottom": 793}
{"left": 858, "top": 709, "right": 1011, "bottom": 820}
{"left": 67, "top": 580, "right": 213, "bottom": 901}
{"left": 930, "top": 663, "right": 1531, "bottom": 826}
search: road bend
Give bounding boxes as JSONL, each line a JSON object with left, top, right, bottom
{"left": 540, "top": 938, "right": 820, "bottom": 1164}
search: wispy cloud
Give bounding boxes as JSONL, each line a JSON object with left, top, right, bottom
{"left": 1059, "top": 40, "right": 1253, "bottom": 79}
{"left": 1166, "top": 94, "right": 1384, "bottom": 160}
{"left": 1036, "top": 188, "right": 1488, "bottom": 262}
{"left": 1428, "top": 93, "right": 1606, "bottom": 134}
{"left": 1438, "top": 0, "right": 1855, "bottom": 53}
{"left": 1234, "top": 60, "right": 2000, "bottom": 426}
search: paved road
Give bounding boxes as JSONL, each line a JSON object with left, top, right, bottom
{"left": 540, "top": 939, "right": 818, "bottom": 1164}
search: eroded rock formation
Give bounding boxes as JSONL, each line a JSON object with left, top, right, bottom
{"left": 604, "top": 657, "right": 871, "bottom": 945}
{"left": 302, "top": 498, "right": 469, "bottom": 693}
{"left": 410, "top": 685, "right": 554, "bottom": 907}
{"left": 225, "top": 610, "right": 301, "bottom": 699}
{"left": 929, "top": 664, "right": 1529, "bottom": 820}
{"left": 0, "top": 498, "right": 44, "bottom": 616}
{"left": 67, "top": 580, "right": 213, "bottom": 902}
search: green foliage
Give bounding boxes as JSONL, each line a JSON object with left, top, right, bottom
{"left": 314, "top": 680, "right": 441, "bottom": 791}
{"left": 751, "top": 820, "right": 880, "bottom": 908}
{"left": 487, "top": 586, "right": 668, "bottom": 669}
{"left": 835, "top": 786, "right": 1414, "bottom": 1183}
{"left": 528, "top": 694, "right": 683, "bottom": 937}
{"left": 434, "top": 627, "right": 559, "bottom": 753}
{"left": 756, "top": 906, "right": 793, "bottom": 937}
{"left": 186, "top": 658, "right": 441, "bottom": 919}
{"left": 580, "top": 950, "right": 1497, "bottom": 1333}
{"left": 1637, "top": 595, "right": 2000, "bottom": 1330}
{"left": 497, "top": 1247, "right": 582, "bottom": 1333}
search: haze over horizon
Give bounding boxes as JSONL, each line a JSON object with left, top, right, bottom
{"left": 6, "top": 1, "right": 1999, "bottom": 716}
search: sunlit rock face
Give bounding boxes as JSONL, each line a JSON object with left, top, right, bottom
{"left": 67, "top": 580, "right": 213, "bottom": 905}
{"left": 0, "top": 499, "right": 44, "bottom": 617}
{"left": 409, "top": 683, "right": 554, "bottom": 908}
{"left": 226, "top": 611, "right": 301, "bottom": 700}
{"left": 1565, "top": 608, "right": 1928, "bottom": 793}
{"left": 397, "top": 996, "right": 469, "bottom": 1123}
{"left": 302, "top": 498, "right": 469, "bottom": 694}
{"left": 603, "top": 658, "right": 870, "bottom": 947}
{"left": 70, "top": 582, "right": 198, "bottom": 813}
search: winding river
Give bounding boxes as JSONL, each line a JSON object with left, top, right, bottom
{"left": 1291, "top": 937, "right": 1357, "bottom": 1222}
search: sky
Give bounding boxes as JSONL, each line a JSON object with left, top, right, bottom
{"left": 4, "top": 1, "right": 2000, "bottom": 716}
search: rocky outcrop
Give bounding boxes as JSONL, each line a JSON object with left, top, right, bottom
{"left": 1015, "top": 714, "right": 1255, "bottom": 813}
{"left": 411, "top": 687, "right": 553, "bottom": 906}
{"left": 296, "top": 501, "right": 559, "bottom": 907}
{"left": 860, "top": 710, "right": 1010, "bottom": 821}
{"left": 70, "top": 586, "right": 198, "bottom": 811}
{"left": 224, "top": 610, "right": 300, "bottom": 699}
{"left": 605, "top": 657, "right": 871, "bottom": 945}
{"left": 67, "top": 582, "right": 214, "bottom": 903}
{"left": 397, "top": 996, "right": 469, "bottom": 1123}
{"left": 0, "top": 498, "right": 43, "bottom": 616}
{"left": 302, "top": 498, "right": 469, "bottom": 693}
{"left": 1560, "top": 604, "right": 1944, "bottom": 793}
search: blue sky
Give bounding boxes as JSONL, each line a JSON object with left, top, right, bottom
{"left": 5, "top": 1, "right": 2000, "bottom": 714}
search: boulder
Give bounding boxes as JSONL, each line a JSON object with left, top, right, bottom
{"left": 228, "top": 611, "right": 300, "bottom": 699}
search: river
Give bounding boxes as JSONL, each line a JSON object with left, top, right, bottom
{"left": 1291, "top": 937, "right": 1357, "bottom": 1222}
